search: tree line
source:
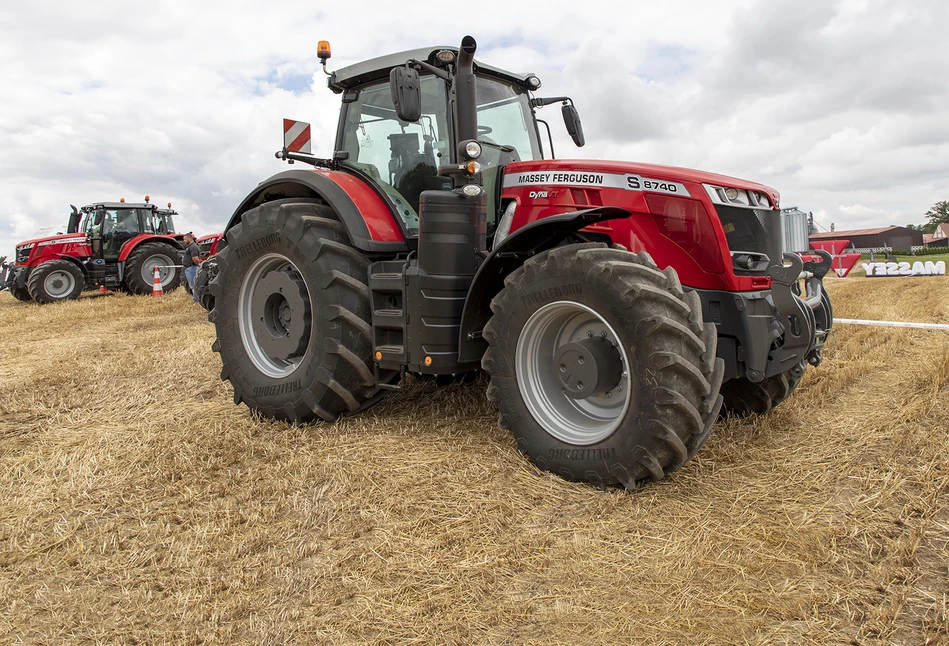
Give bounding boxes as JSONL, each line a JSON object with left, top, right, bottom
{"left": 906, "top": 201, "right": 949, "bottom": 234}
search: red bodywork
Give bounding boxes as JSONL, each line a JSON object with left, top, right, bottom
{"left": 16, "top": 233, "right": 182, "bottom": 267}
{"left": 16, "top": 233, "right": 92, "bottom": 266}
{"left": 315, "top": 170, "right": 404, "bottom": 242}
{"left": 500, "top": 160, "right": 781, "bottom": 292}
{"left": 196, "top": 233, "right": 223, "bottom": 258}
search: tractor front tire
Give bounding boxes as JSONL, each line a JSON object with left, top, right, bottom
{"left": 26, "top": 260, "right": 84, "bottom": 303}
{"left": 10, "top": 286, "right": 32, "bottom": 302}
{"left": 194, "top": 262, "right": 215, "bottom": 311}
{"left": 719, "top": 363, "right": 806, "bottom": 418}
{"left": 209, "top": 198, "right": 380, "bottom": 423}
{"left": 124, "top": 242, "right": 181, "bottom": 295}
{"left": 482, "top": 243, "right": 724, "bottom": 489}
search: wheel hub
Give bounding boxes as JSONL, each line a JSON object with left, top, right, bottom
{"left": 554, "top": 338, "right": 623, "bottom": 399}
{"left": 251, "top": 269, "right": 309, "bottom": 361}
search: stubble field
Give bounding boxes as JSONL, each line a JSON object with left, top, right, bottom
{"left": 0, "top": 276, "right": 947, "bottom": 645}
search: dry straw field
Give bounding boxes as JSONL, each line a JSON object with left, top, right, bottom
{"left": 1, "top": 277, "right": 947, "bottom": 645}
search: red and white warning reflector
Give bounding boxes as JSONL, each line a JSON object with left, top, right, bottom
{"left": 283, "top": 119, "right": 311, "bottom": 154}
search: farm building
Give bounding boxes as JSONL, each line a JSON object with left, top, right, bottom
{"left": 809, "top": 225, "right": 923, "bottom": 251}
{"left": 923, "top": 223, "right": 949, "bottom": 248}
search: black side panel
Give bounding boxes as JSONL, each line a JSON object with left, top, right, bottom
{"left": 457, "top": 206, "right": 630, "bottom": 364}
{"left": 224, "top": 169, "right": 408, "bottom": 254}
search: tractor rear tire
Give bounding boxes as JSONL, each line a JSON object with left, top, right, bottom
{"left": 10, "top": 286, "right": 32, "bottom": 302}
{"left": 719, "top": 363, "right": 806, "bottom": 417}
{"left": 124, "top": 242, "right": 181, "bottom": 295}
{"left": 26, "top": 260, "right": 84, "bottom": 303}
{"left": 209, "top": 198, "right": 380, "bottom": 423}
{"left": 482, "top": 243, "right": 725, "bottom": 489}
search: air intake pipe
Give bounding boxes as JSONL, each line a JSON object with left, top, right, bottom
{"left": 454, "top": 36, "right": 478, "bottom": 151}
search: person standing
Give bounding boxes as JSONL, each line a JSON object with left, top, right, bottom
{"left": 181, "top": 232, "right": 202, "bottom": 303}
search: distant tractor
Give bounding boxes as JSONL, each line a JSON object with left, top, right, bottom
{"left": 1, "top": 198, "right": 184, "bottom": 303}
{"left": 207, "top": 37, "right": 833, "bottom": 488}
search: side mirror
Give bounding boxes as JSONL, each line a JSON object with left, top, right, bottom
{"left": 67, "top": 205, "right": 81, "bottom": 234}
{"left": 390, "top": 65, "right": 421, "bottom": 122}
{"left": 562, "top": 103, "right": 585, "bottom": 147}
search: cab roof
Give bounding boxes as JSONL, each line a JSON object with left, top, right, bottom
{"left": 81, "top": 202, "right": 155, "bottom": 210}
{"left": 328, "top": 46, "right": 535, "bottom": 93}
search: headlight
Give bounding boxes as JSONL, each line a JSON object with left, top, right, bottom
{"left": 465, "top": 141, "right": 482, "bottom": 159}
{"left": 493, "top": 201, "right": 517, "bottom": 249}
{"left": 704, "top": 184, "right": 771, "bottom": 209}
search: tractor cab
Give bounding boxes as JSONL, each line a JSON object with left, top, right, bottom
{"left": 328, "top": 46, "right": 578, "bottom": 235}
{"left": 77, "top": 199, "right": 177, "bottom": 261}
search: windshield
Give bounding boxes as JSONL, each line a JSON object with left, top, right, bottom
{"left": 475, "top": 77, "right": 541, "bottom": 164}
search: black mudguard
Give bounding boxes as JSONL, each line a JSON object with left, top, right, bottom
{"left": 457, "top": 206, "right": 630, "bottom": 364}
{"left": 224, "top": 169, "right": 408, "bottom": 254}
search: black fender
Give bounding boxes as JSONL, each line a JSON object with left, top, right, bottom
{"left": 457, "top": 206, "right": 631, "bottom": 364}
{"left": 224, "top": 169, "right": 408, "bottom": 254}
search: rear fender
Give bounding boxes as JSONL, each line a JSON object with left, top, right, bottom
{"left": 457, "top": 206, "right": 630, "bottom": 363}
{"left": 117, "top": 235, "right": 184, "bottom": 262}
{"left": 224, "top": 169, "right": 407, "bottom": 253}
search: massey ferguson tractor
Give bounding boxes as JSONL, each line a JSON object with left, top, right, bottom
{"left": 207, "top": 37, "right": 833, "bottom": 488}
{"left": 1, "top": 198, "right": 184, "bottom": 303}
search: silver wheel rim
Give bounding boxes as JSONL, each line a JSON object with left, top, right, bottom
{"left": 515, "top": 301, "right": 631, "bottom": 445}
{"left": 142, "top": 253, "right": 175, "bottom": 286}
{"left": 238, "top": 252, "right": 310, "bottom": 379}
{"left": 44, "top": 270, "right": 75, "bottom": 298}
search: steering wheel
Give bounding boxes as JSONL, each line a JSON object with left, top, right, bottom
{"left": 478, "top": 125, "right": 493, "bottom": 136}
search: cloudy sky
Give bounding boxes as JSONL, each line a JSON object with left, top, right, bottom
{"left": 1, "top": 0, "right": 946, "bottom": 253}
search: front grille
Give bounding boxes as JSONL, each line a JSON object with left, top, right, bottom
{"left": 714, "top": 205, "right": 783, "bottom": 274}
{"left": 199, "top": 242, "right": 213, "bottom": 256}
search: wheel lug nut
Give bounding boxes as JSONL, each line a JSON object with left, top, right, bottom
{"left": 605, "top": 392, "right": 612, "bottom": 399}
{"left": 587, "top": 331, "right": 594, "bottom": 337}
{"left": 560, "top": 364, "right": 566, "bottom": 372}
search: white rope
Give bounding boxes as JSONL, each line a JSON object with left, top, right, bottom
{"left": 835, "top": 318, "right": 949, "bottom": 331}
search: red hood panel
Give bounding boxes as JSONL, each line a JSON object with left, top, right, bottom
{"left": 504, "top": 159, "right": 779, "bottom": 202}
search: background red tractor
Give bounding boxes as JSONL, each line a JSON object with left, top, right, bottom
{"left": 207, "top": 37, "right": 833, "bottom": 488}
{"left": 1, "top": 198, "right": 184, "bottom": 303}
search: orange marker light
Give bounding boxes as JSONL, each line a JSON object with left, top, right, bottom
{"left": 424, "top": 356, "right": 433, "bottom": 366}
{"left": 317, "top": 40, "right": 331, "bottom": 61}
{"left": 120, "top": 198, "right": 125, "bottom": 203}
{"left": 144, "top": 195, "right": 150, "bottom": 202}
{"left": 375, "top": 351, "right": 383, "bottom": 360}
{"left": 167, "top": 202, "right": 172, "bottom": 208}
{"left": 466, "top": 161, "right": 482, "bottom": 175}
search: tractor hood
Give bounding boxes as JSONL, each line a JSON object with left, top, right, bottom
{"left": 16, "top": 232, "right": 89, "bottom": 249}
{"left": 503, "top": 160, "right": 780, "bottom": 208}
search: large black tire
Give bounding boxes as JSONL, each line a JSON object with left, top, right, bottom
{"left": 26, "top": 260, "right": 84, "bottom": 303}
{"left": 10, "top": 286, "right": 32, "bottom": 302}
{"left": 209, "top": 198, "right": 380, "bottom": 423}
{"left": 720, "top": 363, "right": 806, "bottom": 417}
{"left": 124, "top": 242, "right": 181, "bottom": 295}
{"left": 482, "top": 244, "right": 725, "bottom": 489}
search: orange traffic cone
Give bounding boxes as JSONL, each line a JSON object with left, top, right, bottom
{"left": 152, "top": 266, "right": 164, "bottom": 297}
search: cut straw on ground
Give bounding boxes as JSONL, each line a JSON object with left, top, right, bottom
{"left": 0, "top": 275, "right": 947, "bottom": 645}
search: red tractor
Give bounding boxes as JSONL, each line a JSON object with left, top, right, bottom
{"left": 208, "top": 37, "right": 833, "bottom": 488}
{"left": 1, "top": 198, "right": 184, "bottom": 303}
